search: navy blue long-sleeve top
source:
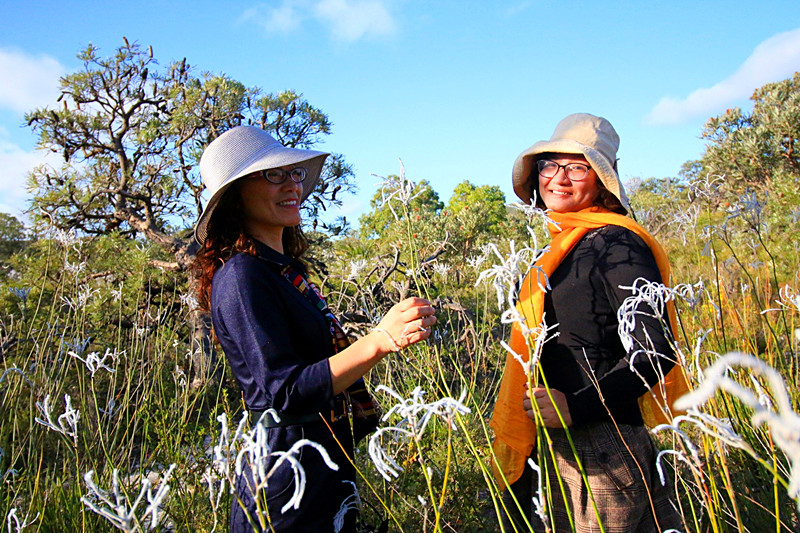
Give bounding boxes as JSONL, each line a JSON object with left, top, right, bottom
{"left": 211, "top": 241, "right": 336, "bottom": 415}
{"left": 540, "top": 225, "right": 676, "bottom": 428}
{"left": 211, "top": 240, "right": 356, "bottom": 532}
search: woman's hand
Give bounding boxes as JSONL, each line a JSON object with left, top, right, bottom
{"left": 523, "top": 385, "right": 573, "bottom": 428}
{"left": 373, "top": 297, "right": 436, "bottom": 354}
{"left": 330, "top": 297, "right": 436, "bottom": 394}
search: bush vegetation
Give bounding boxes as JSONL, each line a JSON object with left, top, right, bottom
{"left": 2, "top": 40, "right": 800, "bottom": 532}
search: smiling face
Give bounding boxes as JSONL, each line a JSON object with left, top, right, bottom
{"left": 536, "top": 153, "right": 601, "bottom": 213}
{"left": 238, "top": 166, "right": 304, "bottom": 251}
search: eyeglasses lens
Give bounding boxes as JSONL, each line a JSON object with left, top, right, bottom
{"left": 263, "top": 167, "right": 308, "bottom": 184}
{"left": 537, "top": 160, "right": 589, "bottom": 181}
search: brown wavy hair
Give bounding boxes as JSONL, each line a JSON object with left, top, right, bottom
{"left": 192, "top": 180, "right": 309, "bottom": 312}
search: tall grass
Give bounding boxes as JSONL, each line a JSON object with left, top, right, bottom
{"left": 0, "top": 171, "right": 799, "bottom": 532}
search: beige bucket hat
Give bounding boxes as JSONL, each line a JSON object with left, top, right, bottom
{"left": 512, "top": 113, "right": 630, "bottom": 210}
{"left": 194, "top": 126, "right": 329, "bottom": 244}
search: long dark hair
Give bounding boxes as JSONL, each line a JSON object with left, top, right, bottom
{"left": 192, "top": 181, "right": 309, "bottom": 312}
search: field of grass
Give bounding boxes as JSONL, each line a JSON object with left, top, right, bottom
{"left": 1, "top": 170, "right": 799, "bottom": 532}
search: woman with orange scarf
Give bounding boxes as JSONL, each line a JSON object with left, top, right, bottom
{"left": 492, "top": 114, "right": 687, "bottom": 532}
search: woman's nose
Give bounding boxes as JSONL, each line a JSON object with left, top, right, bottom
{"left": 553, "top": 168, "right": 571, "bottom": 184}
{"left": 281, "top": 179, "right": 303, "bottom": 192}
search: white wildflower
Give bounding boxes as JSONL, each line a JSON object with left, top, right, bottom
{"left": 368, "top": 426, "right": 412, "bottom": 480}
{"left": 210, "top": 412, "right": 338, "bottom": 516}
{"left": 61, "top": 287, "right": 99, "bottom": 311}
{"left": 687, "top": 173, "right": 725, "bottom": 202}
{"left": 670, "top": 204, "right": 701, "bottom": 244}
{"left": 0, "top": 366, "right": 33, "bottom": 387}
{"left": 749, "top": 375, "right": 773, "bottom": 410}
{"left": 346, "top": 259, "right": 368, "bottom": 281}
{"left": 81, "top": 464, "right": 176, "bottom": 532}
{"left": 69, "top": 348, "right": 118, "bottom": 378}
{"left": 63, "top": 337, "right": 91, "bottom": 356}
{"left": 672, "top": 408, "right": 752, "bottom": 453}
{"left": 173, "top": 366, "right": 187, "bottom": 388}
{"left": 526, "top": 458, "right": 549, "bottom": 528}
{"left": 53, "top": 228, "right": 79, "bottom": 247}
{"left": 672, "top": 279, "right": 709, "bottom": 310}
{"left": 654, "top": 449, "right": 701, "bottom": 488}
{"left": 64, "top": 260, "right": 86, "bottom": 275}
{"left": 763, "top": 285, "right": 800, "bottom": 314}
{"left": 466, "top": 253, "right": 487, "bottom": 272}
{"left": 500, "top": 316, "right": 559, "bottom": 376}
{"left": 726, "top": 189, "right": 767, "bottom": 230}
{"left": 507, "top": 200, "right": 557, "bottom": 231}
{"left": 674, "top": 352, "right": 800, "bottom": 509}
{"left": 99, "top": 398, "right": 119, "bottom": 419}
{"left": 476, "top": 240, "right": 548, "bottom": 314}
{"left": 34, "top": 394, "right": 80, "bottom": 444}
{"left": 378, "top": 385, "right": 470, "bottom": 434}
{"left": 431, "top": 262, "right": 450, "bottom": 278}
{"left": 373, "top": 160, "right": 427, "bottom": 221}
{"left": 333, "top": 481, "right": 361, "bottom": 533}
{"left": 616, "top": 277, "right": 672, "bottom": 354}
{"left": 110, "top": 283, "right": 123, "bottom": 302}
{"left": 368, "top": 386, "right": 471, "bottom": 480}
{"left": 179, "top": 292, "right": 199, "bottom": 311}
{"left": 5, "top": 507, "right": 39, "bottom": 532}
{"left": 237, "top": 437, "right": 338, "bottom": 514}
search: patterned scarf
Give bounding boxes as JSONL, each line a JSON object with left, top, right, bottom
{"left": 281, "top": 264, "right": 380, "bottom": 443}
{"left": 489, "top": 206, "right": 691, "bottom": 489}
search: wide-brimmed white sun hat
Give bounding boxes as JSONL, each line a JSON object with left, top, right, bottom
{"left": 194, "top": 126, "right": 329, "bottom": 244}
{"left": 512, "top": 113, "right": 630, "bottom": 210}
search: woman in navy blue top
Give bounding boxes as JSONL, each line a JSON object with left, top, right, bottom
{"left": 192, "top": 126, "right": 436, "bottom": 532}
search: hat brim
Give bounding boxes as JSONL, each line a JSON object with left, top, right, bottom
{"left": 512, "top": 139, "right": 629, "bottom": 210}
{"left": 193, "top": 145, "right": 329, "bottom": 244}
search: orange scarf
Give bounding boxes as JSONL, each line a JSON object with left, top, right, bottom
{"left": 489, "top": 207, "right": 690, "bottom": 489}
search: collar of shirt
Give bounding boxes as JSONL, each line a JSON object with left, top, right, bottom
{"left": 254, "top": 239, "right": 308, "bottom": 276}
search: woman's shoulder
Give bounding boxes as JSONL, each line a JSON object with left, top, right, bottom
{"left": 586, "top": 224, "right": 649, "bottom": 249}
{"left": 213, "top": 252, "right": 280, "bottom": 295}
{"left": 583, "top": 224, "right": 661, "bottom": 280}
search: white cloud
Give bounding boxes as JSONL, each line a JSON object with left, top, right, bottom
{"left": 242, "top": 0, "right": 396, "bottom": 42}
{"left": 314, "top": 0, "right": 396, "bottom": 41}
{"left": 645, "top": 27, "right": 800, "bottom": 125}
{"left": 240, "top": 1, "right": 304, "bottom": 33}
{"left": 0, "top": 48, "right": 65, "bottom": 115}
{"left": 0, "top": 134, "right": 48, "bottom": 217}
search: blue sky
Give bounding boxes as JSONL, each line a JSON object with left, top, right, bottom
{"left": 1, "top": 1, "right": 799, "bottom": 226}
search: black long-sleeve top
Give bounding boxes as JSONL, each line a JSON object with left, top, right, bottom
{"left": 540, "top": 225, "right": 676, "bottom": 428}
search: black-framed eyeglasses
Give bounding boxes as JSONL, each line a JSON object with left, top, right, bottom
{"left": 261, "top": 167, "right": 308, "bottom": 184}
{"left": 536, "top": 159, "right": 591, "bottom": 181}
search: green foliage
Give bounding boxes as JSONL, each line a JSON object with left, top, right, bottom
{"left": 358, "top": 177, "right": 443, "bottom": 239}
{"left": 24, "top": 39, "right": 355, "bottom": 270}
{"left": 692, "top": 71, "right": 800, "bottom": 204}
{"left": 0, "top": 213, "right": 29, "bottom": 274}
{"left": 4, "top": 61, "right": 800, "bottom": 533}
{"left": 443, "top": 181, "right": 507, "bottom": 254}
